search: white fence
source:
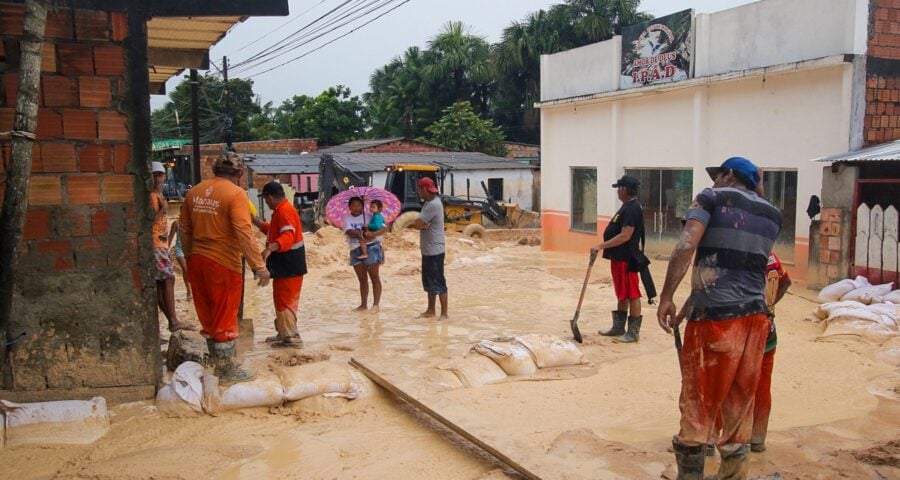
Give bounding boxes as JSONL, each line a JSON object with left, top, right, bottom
{"left": 855, "top": 204, "right": 899, "bottom": 284}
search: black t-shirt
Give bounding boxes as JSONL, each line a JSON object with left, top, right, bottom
{"left": 602, "top": 199, "right": 643, "bottom": 261}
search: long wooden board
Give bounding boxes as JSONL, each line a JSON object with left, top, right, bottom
{"left": 350, "top": 357, "right": 543, "bottom": 480}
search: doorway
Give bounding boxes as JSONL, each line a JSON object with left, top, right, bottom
{"left": 624, "top": 169, "right": 693, "bottom": 254}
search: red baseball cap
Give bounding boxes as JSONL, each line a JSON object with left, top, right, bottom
{"left": 417, "top": 177, "right": 439, "bottom": 193}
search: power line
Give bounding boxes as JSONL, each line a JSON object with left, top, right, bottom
{"left": 230, "top": 0, "right": 331, "bottom": 55}
{"left": 239, "top": 0, "right": 413, "bottom": 78}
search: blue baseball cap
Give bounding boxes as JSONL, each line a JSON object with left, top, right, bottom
{"left": 706, "top": 157, "right": 760, "bottom": 190}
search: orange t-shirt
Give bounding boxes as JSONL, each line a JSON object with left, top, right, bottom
{"left": 150, "top": 191, "right": 167, "bottom": 249}
{"left": 179, "top": 177, "right": 265, "bottom": 273}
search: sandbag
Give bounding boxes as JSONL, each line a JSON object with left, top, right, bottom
{"left": 820, "top": 317, "right": 898, "bottom": 344}
{"left": 513, "top": 334, "right": 585, "bottom": 369}
{"left": 472, "top": 340, "right": 538, "bottom": 376}
{"left": 0, "top": 397, "right": 109, "bottom": 447}
{"left": 885, "top": 290, "right": 900, "bottom": 304}
{"left": 201, "top": 374, "right": 222, "bottom": 414}
{"left": 171, "top": 361, "right": 204, "bottom": 408}
{"left": 438, "top": 355, "right": 507, "bottom": 387}
{"left": 277, "top": 362, "right": 358, "bottom": 402}
{"left": 216, "top": 375, "right": 285, "bottom": 412}
{"left": 156, "top": 384, "right": 203, "bottom": 417}
{"left": 818, "top": 277, "right": 867, "bottom": 302}
{"left": 815, "top": 300, "right": 867, "bottom": 320}
{"left": 841, "top": 283, "right": 895, "bottom": 305}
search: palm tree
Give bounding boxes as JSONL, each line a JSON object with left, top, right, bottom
{"left": 422, "top": 21, "right": 492, "bottom": 110}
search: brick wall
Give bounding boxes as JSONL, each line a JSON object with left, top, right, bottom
{"left": 505, "top": 142, "right": 540, "bottom": 160}
{"left": 178, "top": 138, "right": 317, "bottom": 189}
{"left": 355, "top": 139, "right": 448, "bottom": 153}
{"left": 864, "top": 0, "right": 900, "bottom": 145}
{"left": 0, "top": 3, "right": 158, "bottom": 402}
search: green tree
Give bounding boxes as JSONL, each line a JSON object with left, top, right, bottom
{"left": 422, "top": 21, "right": 492, "bottom": 112}
{"left": 366, "top": 47, "right": 431, "bottom": 138}
{"left": 491, "top": 0, "right": 651, "bottom": 143}
{"left": 424, "top": 102, "right": 507, "bottom": 157}
{"left": 274, "top": 86, "right": 367, "bottom": 146}
{"left": 246, "top": 101, "right": 281, "bottom": 141}
{"left": 150, "top": 73, "right": 261, "bottom": 143}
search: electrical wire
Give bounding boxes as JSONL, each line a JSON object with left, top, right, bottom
{"left": 238, "top": 0, "right": 413, "bottom": 78}
{"left": 230, "top": 0, "right": 331, "bottom": 55}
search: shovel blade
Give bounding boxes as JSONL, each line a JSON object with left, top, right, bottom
{"left": 570, "top": 313, "right": 583, "bottom": 343}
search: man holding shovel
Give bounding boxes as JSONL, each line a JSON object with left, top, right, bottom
{"left": 591, "top": 175, "right": 645, "bottom": 343}
{"left": 656, "top": 157, "right": 781, "bottom": 480}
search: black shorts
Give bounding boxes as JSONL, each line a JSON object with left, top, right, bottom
{"left": 421, "top": 253, "right": 447, "bottom": 295}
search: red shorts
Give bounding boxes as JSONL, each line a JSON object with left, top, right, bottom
{"left": 610, "top": 259, "right": 641, "bottom": 301}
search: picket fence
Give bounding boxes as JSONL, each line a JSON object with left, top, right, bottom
{"left": 855, "top": 204, "right": 900, "bottom": 284}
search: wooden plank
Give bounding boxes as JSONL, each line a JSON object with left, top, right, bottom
{"left": 869, "top": 205, "right": 884, "bottom": 284}
{"left": 149, "top": 0, "right": 289, "bottom": 17}
{"left": 350, "top": 357, "right": 543, "bottom": 480}
{"left": 856, "top": 203, "right": 870, "bottom": 273}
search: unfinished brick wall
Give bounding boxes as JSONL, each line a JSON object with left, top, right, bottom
{"left": 354, "top": 139, "right": 448, "bottom": 153}
{"left": 0, "top": 3, "right": 158, "bottom": 402}
{"left": 864, "top": 0, "right": 900, "bottom": 145}
{"left": 179, "top": 138, "right": 318, "bottom": 189}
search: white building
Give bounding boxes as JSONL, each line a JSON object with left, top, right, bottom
{"left": 538, "top": 0, "right": 873, "bottom": 282}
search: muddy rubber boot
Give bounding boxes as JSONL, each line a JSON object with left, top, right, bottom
{"left": 211, "top": 340, "right": 256, "bottom": 385}
{"left": 613, "top": 315, "right": 642, "bottom": 343}
{"left": 717, "top": 443, "right": 750, "bottom": 480}
{"left": 672, "top": 437, "right": 705, "bottom": 480}
{"left": 599, "top": 311, "right": 627, "bottom": 336}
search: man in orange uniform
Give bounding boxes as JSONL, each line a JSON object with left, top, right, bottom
{"left": 253, "top": 182, "right": 307, "bottom": 349}
{"left": 180, "top": 153, "right": 270, "bottom": 384}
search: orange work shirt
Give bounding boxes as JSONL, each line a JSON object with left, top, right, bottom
{"left": 259, "top": 199, "right": 304, "bottom": 252}
{"left": 179, "top": 177, "right": 265, "bottom": 274}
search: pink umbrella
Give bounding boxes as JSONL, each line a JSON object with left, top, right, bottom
{"left": 324, "top": 186, "right": 402, "bottom": 230}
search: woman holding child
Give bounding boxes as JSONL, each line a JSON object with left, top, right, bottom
{"left": 343, "top": 197, "right": 387, "bottom": 312}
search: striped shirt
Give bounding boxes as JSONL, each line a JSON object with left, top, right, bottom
{"left": 683, "top": 187, "right": 782, "bottom": 321}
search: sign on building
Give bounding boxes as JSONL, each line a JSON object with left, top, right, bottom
{"left": 620, "top": 9, "right": 694, "bottom": 89}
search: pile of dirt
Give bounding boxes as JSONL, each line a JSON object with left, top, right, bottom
{"left": 306, "top": 227, "right": 349, "bottom": 267}
{"left": 851, "top": 440, "right": 900, "bottom": 468}
{"left": 267, "top": 350, "right": 331, "bottom": 367}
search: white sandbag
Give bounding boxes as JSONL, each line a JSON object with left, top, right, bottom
{"left": 815, "top": 300, "right": 867, "bottom": 320}
{"left": 825, "top": 307, "right": 885, "bottom": 324}
{"left": 819, "top": 278, "right": 861, "bottom": 302}
{"left": 885, "top": 290, "right": 900, "bottom": 304}
{"left": 438, "top": 355, "right": 507, "bottom": 387}
{"left": 841, "top": 283, "right": 895, "bottom": 305}
{"left": 820, "top": 317, "right": 898, "bottom": 344}
{"left": 472, "top": 340, "right": 538, "bottom": 376}
{"left": 0, "top": 397, "right": 109, "bottom": 447}
{"left": 217, "top": 375, "right": 285, "bottom": 412}
{"left": 156, "top": 384, "right": 203, "bottom": 417}
{"left": 171, "top": 361, "right": 204, "bottom": 408}
{"left": 277, "top": 362, "right": 358, "bottom": 402}
{"left": 513, "top": 334, "right": 585, "bottom": 369}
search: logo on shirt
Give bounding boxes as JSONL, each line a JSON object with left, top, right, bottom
{"left": 205, "top": 186, "right": 214, "bottom": 197}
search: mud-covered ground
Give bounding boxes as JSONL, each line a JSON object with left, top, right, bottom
{"left": 2, "top": 227, "right": 898, "bottom": 479}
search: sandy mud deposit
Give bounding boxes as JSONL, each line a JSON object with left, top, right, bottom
{"left": 1, "top": 227, "right": 898, "bottom": 479}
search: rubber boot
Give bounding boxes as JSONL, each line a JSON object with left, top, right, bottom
{"left": 672, "top": 437, "right": 705, "bottom": 480}
{"left": 717, "top": 443, "right": 750, "bottom": 480}
{"left": 210, "top": 339, "right": 256, "bottom": 385}
{"left": 599, "top": 311, "right": 627, "bottom": 336}
{"left": 613, "top": 315, "right": 642, "bottom": 343}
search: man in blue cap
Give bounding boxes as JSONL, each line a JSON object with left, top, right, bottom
{"left": 656, "top": 157, "right": 782, "bottom": 480}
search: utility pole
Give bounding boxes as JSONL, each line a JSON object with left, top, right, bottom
{"left": 222, "top": 55, "right": 233, "bottom": 151}
{"left": 190, "top": 69, "right": 201, "bottom": 184}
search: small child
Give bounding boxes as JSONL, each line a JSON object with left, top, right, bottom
{"left": 357, "top": 200, "right": 385, "bottom": 260}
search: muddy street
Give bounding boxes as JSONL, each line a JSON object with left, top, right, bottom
{"left": 2, "top": 228, "right": 898, "bottom": 479}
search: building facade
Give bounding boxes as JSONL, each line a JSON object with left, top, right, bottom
{"left": 538, "top": 0, "right": 884, "bottom": 282}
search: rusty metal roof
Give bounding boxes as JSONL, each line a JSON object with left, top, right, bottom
{"left": 147, "top": 16, "right": 245, "bottom": 92}
{"left": 814, "top": 139, "right": 900, "bottom": 163}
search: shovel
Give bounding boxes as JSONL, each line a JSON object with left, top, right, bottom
{"left": 570, "top": 251, "right": 598, "bottom": 343}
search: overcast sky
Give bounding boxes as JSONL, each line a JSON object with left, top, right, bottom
{"left": 149, "top": 0, "right": 756, "bottom": 110}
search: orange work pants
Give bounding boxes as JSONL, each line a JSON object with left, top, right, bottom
{"left": 677, "top": 313, "right": 769, "bottom": 447}
{"left": 187, "top": 254, "right": 243, "bottom": 342}
{"left": 751, "top": 347, "right": 776, "bottom": 445}
{"left": 272, "top": 276, "right": 303, "bottom": 338}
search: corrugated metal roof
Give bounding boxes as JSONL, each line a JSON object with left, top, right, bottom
{"left": 814, "top": 139, "right": 900, "bottom": 162}
{"left": 245, "top": 152, "right": 533, "bottom": 175}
